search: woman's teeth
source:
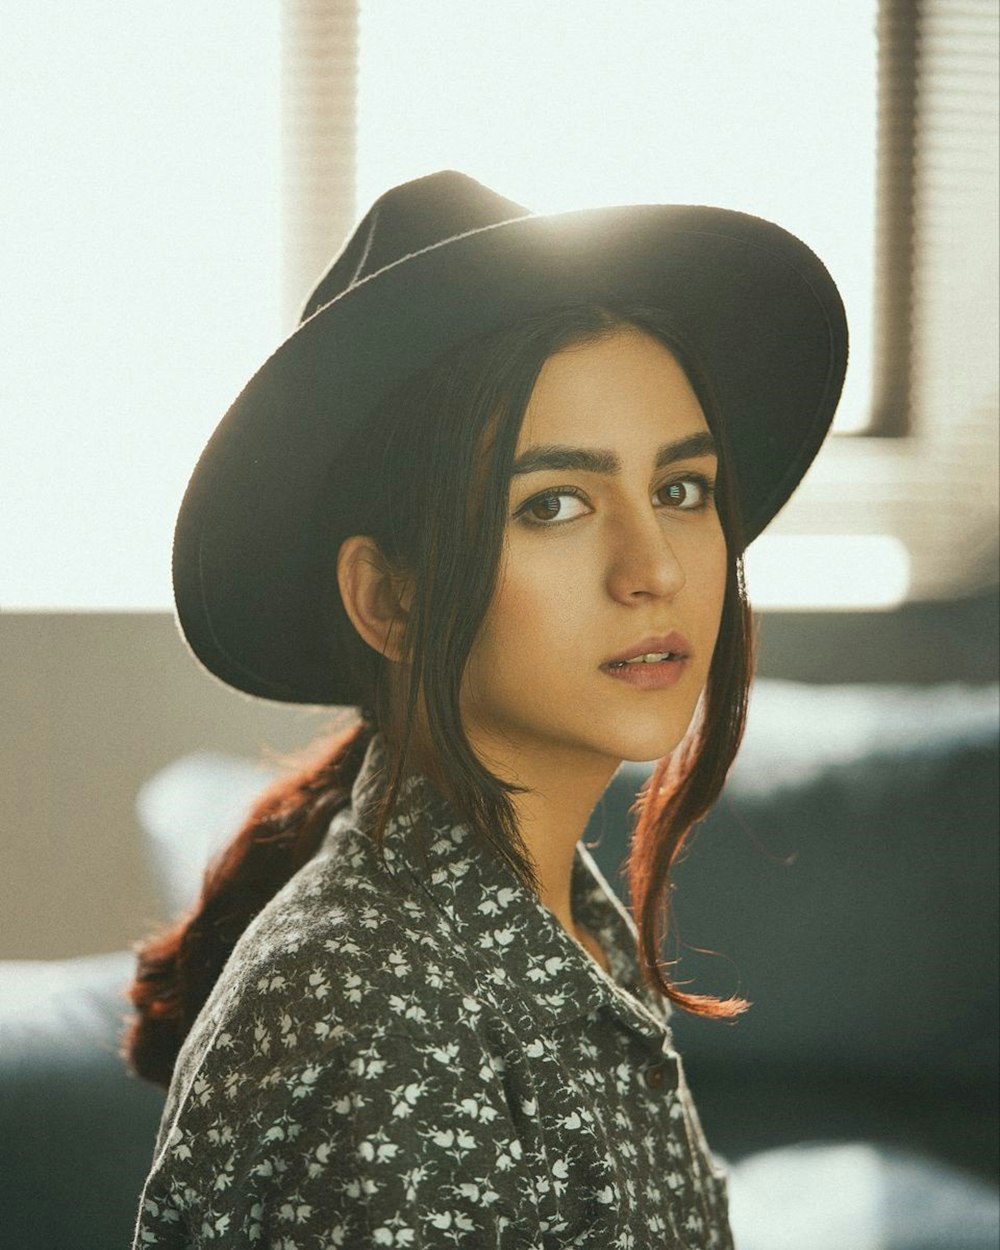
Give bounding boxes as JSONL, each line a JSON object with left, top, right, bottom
{"left": 610, "top": 652, "right": 675, "bottom": 668}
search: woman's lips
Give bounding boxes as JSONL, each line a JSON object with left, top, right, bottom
{"left": 600, "top": 655, "right": 687, "bottom": 690}
{"left": 599, "top": 631, "right": 691, "bottom": 690}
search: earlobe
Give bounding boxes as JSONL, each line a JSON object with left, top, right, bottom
{"left": 336, "top": 536, "right": 411, "bottom": 663}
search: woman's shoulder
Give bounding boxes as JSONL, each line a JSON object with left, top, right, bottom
{"left": 145, "top": 813, "right": 533, "bottom": 1244}
{"left": 172, "top": 816, "right": 478, "bottom": 1085}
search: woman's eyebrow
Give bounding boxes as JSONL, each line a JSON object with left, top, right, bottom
{"left": 510, "top": 431, "right": 717, "bottom": 477}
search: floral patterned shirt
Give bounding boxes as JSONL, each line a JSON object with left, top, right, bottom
{"left": 133, "top": 737, "right": 733, "bottom": 1249}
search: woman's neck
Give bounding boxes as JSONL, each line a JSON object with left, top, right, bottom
{"left": 472, "top": 738, "right": 620, "bottom": 956}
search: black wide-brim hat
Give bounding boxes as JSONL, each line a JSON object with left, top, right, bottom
{"left": 174, "top": 170, "right": 848, "bottom": 705}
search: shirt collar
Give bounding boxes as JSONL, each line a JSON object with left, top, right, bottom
{"left": 344, "top": 734, "right": 671, "bottom": 1042}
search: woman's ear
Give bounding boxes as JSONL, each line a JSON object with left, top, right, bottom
{"left": 336, "top": 536, "right": 413, "bottom": 663}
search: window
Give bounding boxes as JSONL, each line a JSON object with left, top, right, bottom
{"left": 1, "top": 2, "right": 282, "bottom": 609}
{"left": 4, "top": 1, "right": 996, "bottom": 611}
{"left": 357, "top": 0, "right": 878, "bottom": 439}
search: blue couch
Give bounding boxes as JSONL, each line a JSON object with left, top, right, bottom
{"left": 2, "top": 681, "right": 997, "bottom": 1249}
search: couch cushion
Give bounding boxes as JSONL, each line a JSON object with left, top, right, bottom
{"left": 727, "top": 1142, "right": 1000, "bottom": 1250}
{"left": 586, "top": 682, "right": 999, "bottom": 1177}
{"left": 0, "top": 951, "right": 164, "bottom": 1250}
{"left": 136, "top": 750, "right": 278, "bottom": 914}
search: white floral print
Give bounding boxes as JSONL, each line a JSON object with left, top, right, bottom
{"left": 133, "top": 737, "right": 732, "bottom": 1248}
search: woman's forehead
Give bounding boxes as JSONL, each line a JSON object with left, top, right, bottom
{"left": 517, "top": 327, "right": 711, "bottom": 454}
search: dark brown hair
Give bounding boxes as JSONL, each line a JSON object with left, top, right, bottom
{"left": 125, "top": 302, "right": 753, "bottom": 1089}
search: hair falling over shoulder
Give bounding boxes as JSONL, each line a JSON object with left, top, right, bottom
{"left": 124, "top": 301, "right": 754, "bottom": 1090}
{"left": 123, "top": 721, "right": 374, "bottom": 1089}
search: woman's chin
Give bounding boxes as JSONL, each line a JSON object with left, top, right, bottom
{"left": 596, "top": 713, "right": 697, "bottom": 768}
{"left": 614, "top": 741, "right": 684, "bottom": 766}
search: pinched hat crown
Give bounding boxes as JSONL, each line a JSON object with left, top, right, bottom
{"left": 301, "top": 173, "right": 529, "bottom": 323}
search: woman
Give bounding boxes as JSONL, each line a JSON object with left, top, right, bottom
{"left": 126, "top": 171, "right": 847, "bottom": 1248}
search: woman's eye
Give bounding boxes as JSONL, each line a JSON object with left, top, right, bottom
{"left": 518, "top": 488, "right": 590, "bottom": 525}
{"left": 656, "top": 476, "right": 713, "bottom": 510}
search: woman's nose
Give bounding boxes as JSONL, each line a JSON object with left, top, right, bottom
{"left": 604, "top": 512, "right": 686, "bottom": 603}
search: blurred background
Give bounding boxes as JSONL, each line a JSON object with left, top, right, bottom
{"left": 1, "top": 2, "right": 997, "bottom": 1247}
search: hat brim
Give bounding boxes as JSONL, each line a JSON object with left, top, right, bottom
{"left": 174, "top": 202, "right": 848, "bottom": 704}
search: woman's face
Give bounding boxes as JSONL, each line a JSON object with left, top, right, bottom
{"left": 460, "top": 328, "right": 728, "bottom": 780}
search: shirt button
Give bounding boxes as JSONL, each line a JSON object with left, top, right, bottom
{"left": 644, "top": 1060, "right": 677, "bottom": 1093}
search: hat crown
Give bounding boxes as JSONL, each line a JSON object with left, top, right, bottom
{"left": 300, "top": 171, "right": 529, "bottom": 323}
